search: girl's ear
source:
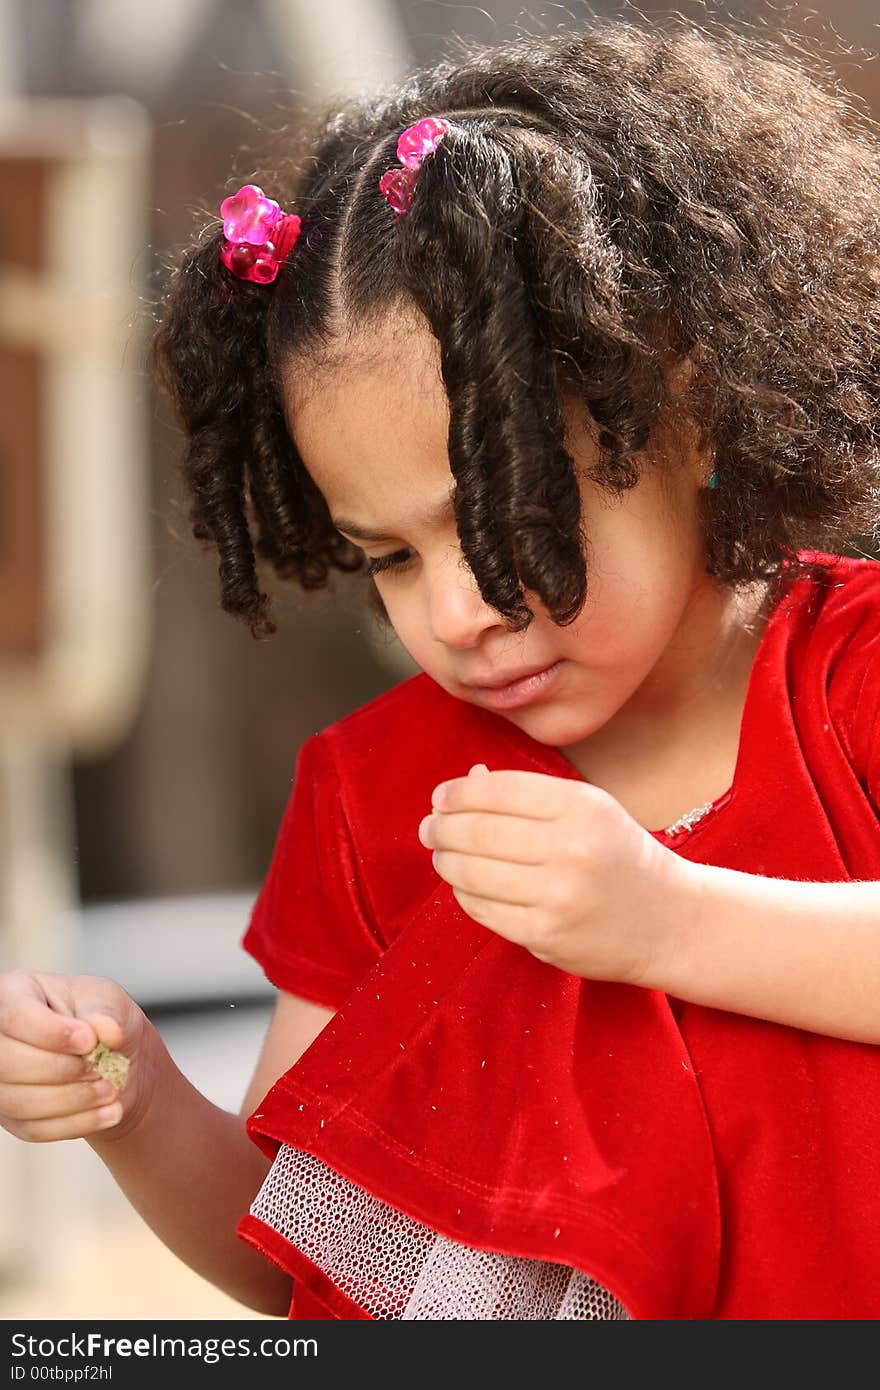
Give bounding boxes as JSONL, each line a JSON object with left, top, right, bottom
{"left": 663, "top": 354, "right": 697, "bottom": 400}
{"left": 659, "top": 353, "right": 716, "bottom": 481}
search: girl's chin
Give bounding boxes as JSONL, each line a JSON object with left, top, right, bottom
{"left": 496, "top": 688, "right": 610, "bottom": 749}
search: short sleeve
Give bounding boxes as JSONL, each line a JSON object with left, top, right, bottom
{"left": 242, "top": 733, "right": 385, "bottom": 1009}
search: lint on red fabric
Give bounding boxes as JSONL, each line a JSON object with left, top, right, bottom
{"left": 235, "top": 550, "right": 880, "bottom": 1320}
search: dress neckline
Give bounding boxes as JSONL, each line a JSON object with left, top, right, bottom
{"left": 485, "top": 568, "right": 805, "bottom": 846}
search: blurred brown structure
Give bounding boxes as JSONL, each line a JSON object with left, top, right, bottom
{"left": 0, "top": 97, "right": 153, "bottom": 970}
{"left": 0, "top": 162, "right": 43, "bottom": 657}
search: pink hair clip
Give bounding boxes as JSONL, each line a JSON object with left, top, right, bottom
{"left": 218, "top": 184, "right": 302, "bottom": 285}
{"left": 378, "top": 116, "right": 450, "bottom": 217}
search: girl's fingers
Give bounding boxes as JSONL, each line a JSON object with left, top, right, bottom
{"left": 0, "top": 1033, "right": 94, "bottom": 1086}
{"left": 0, "top": 1077, "right": 119, "bottom": 1122}
{"left": 423, "top": 811, "right": 554, "bottom": 864}
{"left": 432, "top": 850, "right": 540, "bottom": 905}
{"left": 10, "top": 1103, "right": 123, "bottom": 1144}
{"left": 0, "top": 987, "right": 93, "bottom": 1055}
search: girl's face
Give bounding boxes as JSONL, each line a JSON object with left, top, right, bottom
{"left": 285, "top": 312, "right": 755, "bottom": 756}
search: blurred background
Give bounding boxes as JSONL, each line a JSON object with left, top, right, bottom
{"left": 1, "top": 0, "right": 878, "bottom": 1321}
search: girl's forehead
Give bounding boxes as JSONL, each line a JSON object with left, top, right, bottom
{"left": 283, "top": 382, "right": 453, "bottom": 531}
{"left": 284, "top": 326, "right": 449, "bottom": 460}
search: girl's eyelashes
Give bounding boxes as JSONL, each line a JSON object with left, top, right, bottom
{"left": 364, "top": 548, "right": 415, "bottom": 577}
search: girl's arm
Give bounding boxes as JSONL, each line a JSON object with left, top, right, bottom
{"left": 661, "top": 867, "right": 880, "bottom": 1043}
{"left": 87, "top": 991, "right": 334, "bottom": 1316}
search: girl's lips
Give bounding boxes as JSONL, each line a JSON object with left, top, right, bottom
{"left": 469, "top": 660, "right": 565, "bottom": 710}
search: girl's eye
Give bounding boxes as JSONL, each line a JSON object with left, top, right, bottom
{"left": 364, "top": 549, "right": 415, "bottom": 577}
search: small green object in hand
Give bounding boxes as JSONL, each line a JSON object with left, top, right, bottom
{"left": 83, "top": 1042, "right": 130, "bottom": 1092}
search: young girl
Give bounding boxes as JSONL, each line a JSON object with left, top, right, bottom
{"left": 2, "top": 12, "right": 880, "bottom": 1321}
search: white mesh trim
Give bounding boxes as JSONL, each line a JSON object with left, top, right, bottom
{"left": 250, "top": 1143, "right": 630, "bottom": 1320}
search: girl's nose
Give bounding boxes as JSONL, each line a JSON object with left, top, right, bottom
{"left": 427, "top": 556, "right": 499, "bottom": 648}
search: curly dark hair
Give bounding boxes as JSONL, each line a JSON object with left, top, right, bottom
{"left": 151, "top": 7, "right": 880, "bottom": 640}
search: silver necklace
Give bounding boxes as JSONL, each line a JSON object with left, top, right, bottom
{"left": 663, "top": 800, "right": 716, "bottom": 835}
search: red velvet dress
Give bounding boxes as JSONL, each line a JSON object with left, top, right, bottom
{"left": 236, "top": 550, "right": 880, "bottom": 1320}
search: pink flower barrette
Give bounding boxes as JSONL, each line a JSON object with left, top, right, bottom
{"left": 378, "top": 116, "right": 450, "bottom": 217}
{"left": 218, "top": 184, "right": 302, "bottom": 285}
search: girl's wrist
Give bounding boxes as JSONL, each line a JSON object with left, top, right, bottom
{"left": 633, "top": 850, "right": 709, "bottom": 996}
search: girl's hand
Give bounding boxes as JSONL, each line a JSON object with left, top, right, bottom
{"left": 0, "top": 970, "right": 152, "bottom": 1143}
{"left": 417, "top": 765, "right": 702, "bottom": 988}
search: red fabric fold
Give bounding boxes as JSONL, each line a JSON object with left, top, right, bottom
{"left": 241, "top": 897, "right": 721, "bottom": 1318}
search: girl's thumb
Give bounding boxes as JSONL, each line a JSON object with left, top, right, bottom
{"left": 78, "top": 1011, "right": 126, "bottom": 1055}
{"left": 468, "top": 763, "right": 489, "bottom": 775}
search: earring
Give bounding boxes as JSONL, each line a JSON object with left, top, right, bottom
{"left": 707, "top": 452, "right": 720, "bottom": 488}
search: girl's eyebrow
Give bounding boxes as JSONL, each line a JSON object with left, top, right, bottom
{"left": 332, "top": 486, "right": 455, "bottom": 542}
